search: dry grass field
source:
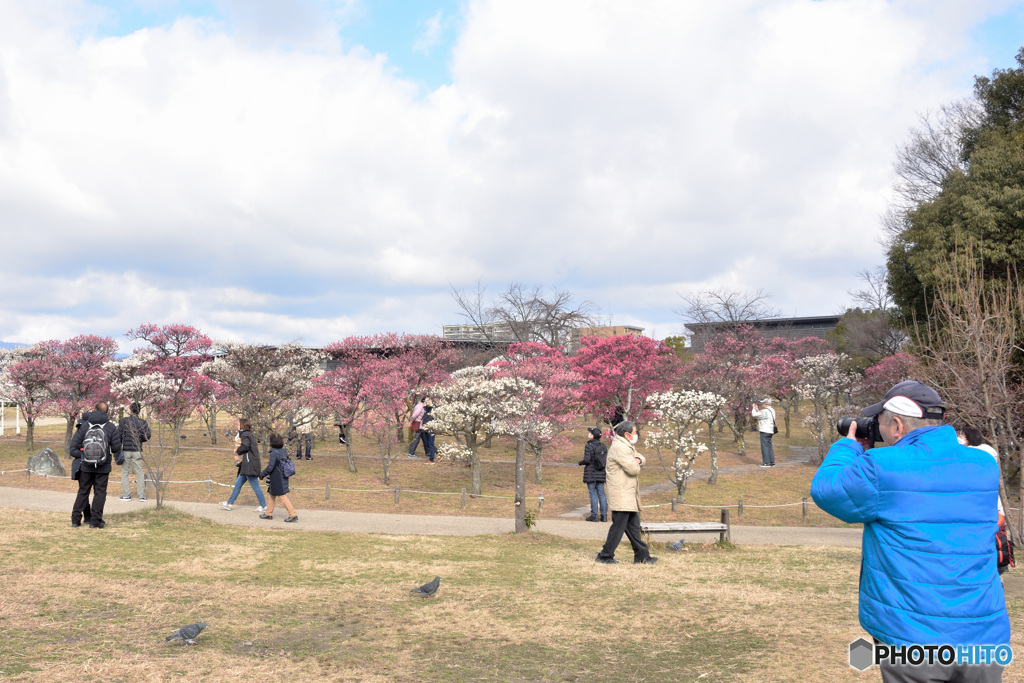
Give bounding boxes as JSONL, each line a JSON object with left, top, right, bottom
{"left": 1, "top": 506, "right": 1019, "bottom": 682}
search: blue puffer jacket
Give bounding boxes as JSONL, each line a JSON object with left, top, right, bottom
{"left": 811, "top": 425, "right": 1009, "bottom": 646}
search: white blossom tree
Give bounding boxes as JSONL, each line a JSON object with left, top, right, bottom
{"left": 645, "top": 390, "right": 721, "bottom": 502}
{"left": 427, "top": 366, "right": 524, "bottom": 496}
{"left": 796, "top": 353, "right": 858, "bottom": 462}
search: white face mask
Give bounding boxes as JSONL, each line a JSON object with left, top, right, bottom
{"left": 629, "top": 433, "right": 638, "bottom": 445}
{"left": 957, "top": 435, "right": 968, "bottom": 446}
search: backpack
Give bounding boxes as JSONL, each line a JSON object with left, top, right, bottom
{"left": 279, "top": 455, "right": 296, "bottom": 479}
{"left": 81, "top": 422, "right": 109, "bottom": 466}
{"left": 996, "top": 526, "right": 1016, "bottom": 570}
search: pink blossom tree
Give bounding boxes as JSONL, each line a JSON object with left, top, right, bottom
{"left": 312, "top": 336, "right": 381, "bottom": 473}
{"left": 861, "top": 352, "right": 917, "bottom": 399}
{"left": 39, "top": 335, "right": 118, "bottom": 452}
{"left": 571, "top": 335, "right": 679, "bottom": 425}
{"left": 1, "top": 346, "right": 54, "bottom": 451}
{"left": 357, "top": 356, "right": 412, "bottom": 484}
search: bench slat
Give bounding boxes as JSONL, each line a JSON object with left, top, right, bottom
{"left": 641, "top": 523, "right": 727, "bottom": 532}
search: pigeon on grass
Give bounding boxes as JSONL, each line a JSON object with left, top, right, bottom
{"left": 668, "top": 539, "right": 685, "bottom": 552}
{"left": 166, "top": 622, "right": 207, "bottom": 646}
{"left": 411, "top": 576, "right": 440, "bottom": 598}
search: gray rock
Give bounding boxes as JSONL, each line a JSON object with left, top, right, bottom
{"left": 27, "top": 448, "right": 66, "bottom": 477}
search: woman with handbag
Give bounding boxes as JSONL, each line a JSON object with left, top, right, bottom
{"left": 220, "top": 417, "right": 268, "bottom": 512}
{"left": 259, "top": 432, "right": 298, "bottom": 522}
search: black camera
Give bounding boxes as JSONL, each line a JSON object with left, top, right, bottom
{"left": 836, "top": 416, "right": 881, "bottom": 444}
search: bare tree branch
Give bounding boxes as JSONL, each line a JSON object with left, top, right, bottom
{"left": 677, "top": 287, "right": 780, "bottom": 326}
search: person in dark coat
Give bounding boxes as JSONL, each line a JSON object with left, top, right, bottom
{"left": 220, "top": 417, "right": 267, "bottom": 512}
{"left": 68, "top": 401, "right": 123, "bottom": 528}
{"left": 579, "top": 427, "right": 608, "bottom": 522}
{"left": 258, "top": 433, "right": 298, "bottom": 522}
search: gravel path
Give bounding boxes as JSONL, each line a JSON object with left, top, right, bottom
{"left": 0, "top": 485, "right": 862, "bottom": 546}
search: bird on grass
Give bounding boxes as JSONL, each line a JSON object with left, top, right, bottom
{"left": 166, "top": 622, "right": 207, "bottom": 646}
{"left": 668, "top": 539, "right": 685, "bottom": 552}
{"left": 411, "top": 576, "right": 441, "bottom": 598}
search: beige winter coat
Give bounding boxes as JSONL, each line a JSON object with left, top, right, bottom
{"left": 605, "top": 434, "right": 646, "bottom": 512}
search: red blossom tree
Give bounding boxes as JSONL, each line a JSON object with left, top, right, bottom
{"left": 571, "top": 335, "right": 679, "bottom": 425}
{"left": 1, "top": 346, "right": 54, "bottom": 451}
{"left": 38, "top": 335, "right": 118, "bottom": 452}
{"left": 311, "top": 336, "right": 381, "bottom": 473}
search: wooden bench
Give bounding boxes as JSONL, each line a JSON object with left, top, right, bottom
{"left": 641, "top": 509, "right": 732, "bottom": 543}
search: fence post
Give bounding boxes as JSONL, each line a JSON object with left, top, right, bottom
{"left": 394, "top": 484, "right": 401, "bottom": 504}
{"left": 720, "top": 508, "right": 730, "bottom": 543}
{"left": 26, "top": 468, "right": 30, "bottom": 480}
{"left": 461, "top": 488, "right": 467, "bottom": 508}
{"left": 206, "top": 475, "right": 212, "bottom": 495}
{"left": 325, "top": 481, "right": 331, "bottom": 500}
{"left": 538, "top": 494, "right": 544, "bottom": 509}
{"left": 738, "top": 499, "right": 743, "bottom": 518}
{"left": 802, "top": 497, "right": 808, "bottom": 519}
{"left": 671, "top": 496, "right": 677, "bottom": 512}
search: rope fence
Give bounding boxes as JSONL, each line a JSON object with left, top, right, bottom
{"left": 2, "top": 468, "right": 1020, "bottom": 516}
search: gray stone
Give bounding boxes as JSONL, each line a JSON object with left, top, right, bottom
{"left": 27, "top": 448, "right": 66, "bottom": 477}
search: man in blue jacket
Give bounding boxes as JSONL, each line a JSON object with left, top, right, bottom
{"left": 811, "top": 381, "right": 1009, "bottom": 682}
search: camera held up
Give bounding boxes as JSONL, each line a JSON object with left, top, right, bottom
{"left": 836, "top": 416, "right": 881, "bottom": 444}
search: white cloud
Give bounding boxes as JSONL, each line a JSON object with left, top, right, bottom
{"left": 413, "top": 10, "right": 445, "bottom": 55}
{"left": 0, "top": 0, "right": 1011, "bottom": 345}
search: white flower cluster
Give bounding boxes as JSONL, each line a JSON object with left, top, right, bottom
{"left": 110, "top": 373, "right": 175, "bottom": 405}
{"left": 795, "top": 353, "right": 856, "bottom": 401}
{"left": 436, "top": 442, "right": 473, "bottom": 462}
{"left": 429, "top": 366, "right": 541, "bottom": 439}
{"left": 648, "top": 389, "right": 726, "bottom": 426}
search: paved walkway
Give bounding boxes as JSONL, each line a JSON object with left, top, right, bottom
{"left": 0, "top": 485, "right": 863, "bottom": 546}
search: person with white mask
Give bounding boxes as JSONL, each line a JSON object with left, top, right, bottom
{"left": 595, "top": 420, "right": 658, "bottom": 565}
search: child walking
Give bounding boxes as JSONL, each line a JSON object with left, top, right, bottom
{"left": 259, "top": 433, "right": 298, "bottom": 522}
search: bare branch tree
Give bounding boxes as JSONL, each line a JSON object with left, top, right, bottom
{"left": 677, "top": 287, "right": 780, "bottom": 326}
{"left": 848, "top": 266, "right": 893, "bottom": 311}
{"left": 450, "top": 281, "right": 596, "bottom": 347}
{"left": 892, "top": 99, "right": 982, "bottom": 210}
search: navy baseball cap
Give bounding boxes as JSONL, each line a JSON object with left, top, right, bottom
{"left": 863, "top": 380, "right": 945, "bottom": 420}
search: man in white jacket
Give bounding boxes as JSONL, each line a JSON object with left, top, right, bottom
{"left": 751, "top": 399, "right": 776, "bottom": 467}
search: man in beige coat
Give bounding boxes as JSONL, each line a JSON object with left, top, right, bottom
{"left": 596, "top": 421, "right": 658, "bottom": 565}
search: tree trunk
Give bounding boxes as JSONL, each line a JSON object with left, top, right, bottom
{"left": 343, "top": 425, "right": 357, "bottom": 473}
{"left": 467, "top": 434, "right": 481, "bottom": 496}
{"left": 515, "top": 438, "right": 527, "bottom": 533}
{"left": 1018, "top": 446, "right": 1024, "bottom": 546}
{"left": 25, "top": 419, "right": 35, "bottom": 452}
{"left": 484, "top": 432, "right": 492, "bottom": 448}
{"left": 64, "top": 416, "right": 75, "bottom": 454}
{"left": 706, "top": 421, "right": 718, "bottom": 485}
{"left": 208, "top": 408, "right": 218, "bottom": 445}
{"left": 782, "top": 403, "right": 792, "bottom": 438}
{"left": 533, "top": 444, "right": 543, "bottom": 484}
{"left": 382, "top": 455, "right": 391, "bottom": 485}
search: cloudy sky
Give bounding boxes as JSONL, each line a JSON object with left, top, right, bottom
{"left": 1, "top": 0, "right": 1022, "bottom": 349}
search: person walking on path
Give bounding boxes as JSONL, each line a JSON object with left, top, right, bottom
{"left": 579, "top": 427, "right": 607, "bottom": 522}
{"left": 259, "top": 433, "right": 298, "bottom": 522}
{"left": 751, "top": 399, "right": 776, "bottom": 467}
{"left": 221, "top": 418, "right": 267, "bottom": 512}
{"left": 408, "top": 396, "right": 428, "bottom": 458}
{"left": 68, "top": 401, "right": 123, "bottom": 529}
{"left": 595, "top": 421, "right": 657, "bottom": 565}
{"left": 118, "top": 401, "right": 151, "bottom": 501}
{"left": 812, "top": 381, "right": 1009, "bottom": 682}
{"left": 420, "top": 398, "right": 437, "bottom": 462}
{"left": 293, "top": 407, "right": 315, "bottom": 461}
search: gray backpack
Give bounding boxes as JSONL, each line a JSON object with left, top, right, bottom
{"left": 81, "top": 422, "right": 109, "bottom": 466}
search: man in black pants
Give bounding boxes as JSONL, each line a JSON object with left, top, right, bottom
{"left": 596, "top": 420, "right": 657, "bottom": 565}
{"left": 69, "top": 401, "right": 122, "bottom": 529}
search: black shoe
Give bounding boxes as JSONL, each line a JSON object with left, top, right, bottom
{"left": 71, "top": 522, "right": 81, "bottom": 528}
{"left": 634, "top": 556, "right": 658, "bottom": 565}
{"left": 595, "top": 555, "right": 618, "bottom": 564}
{"left": 585, "top": 514, "right": 597, "bottom": 522}
{"left": 305, "top": 457, "right": 312, "bottom": 461}
{"left": 600, "top": 515, "right": 607, "bottom": 522}
{"left": 89, "top": 521, "right": 106, "bottom": 529}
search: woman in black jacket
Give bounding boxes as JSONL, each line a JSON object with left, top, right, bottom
{"left": 579, "top": 427, "right": 608, "bottom": 522}
{"left": 220, "top": 418, "right": 268, "bottom": 512}
{"left": 259, "top": 433, "right": 298, "bottom": 522}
